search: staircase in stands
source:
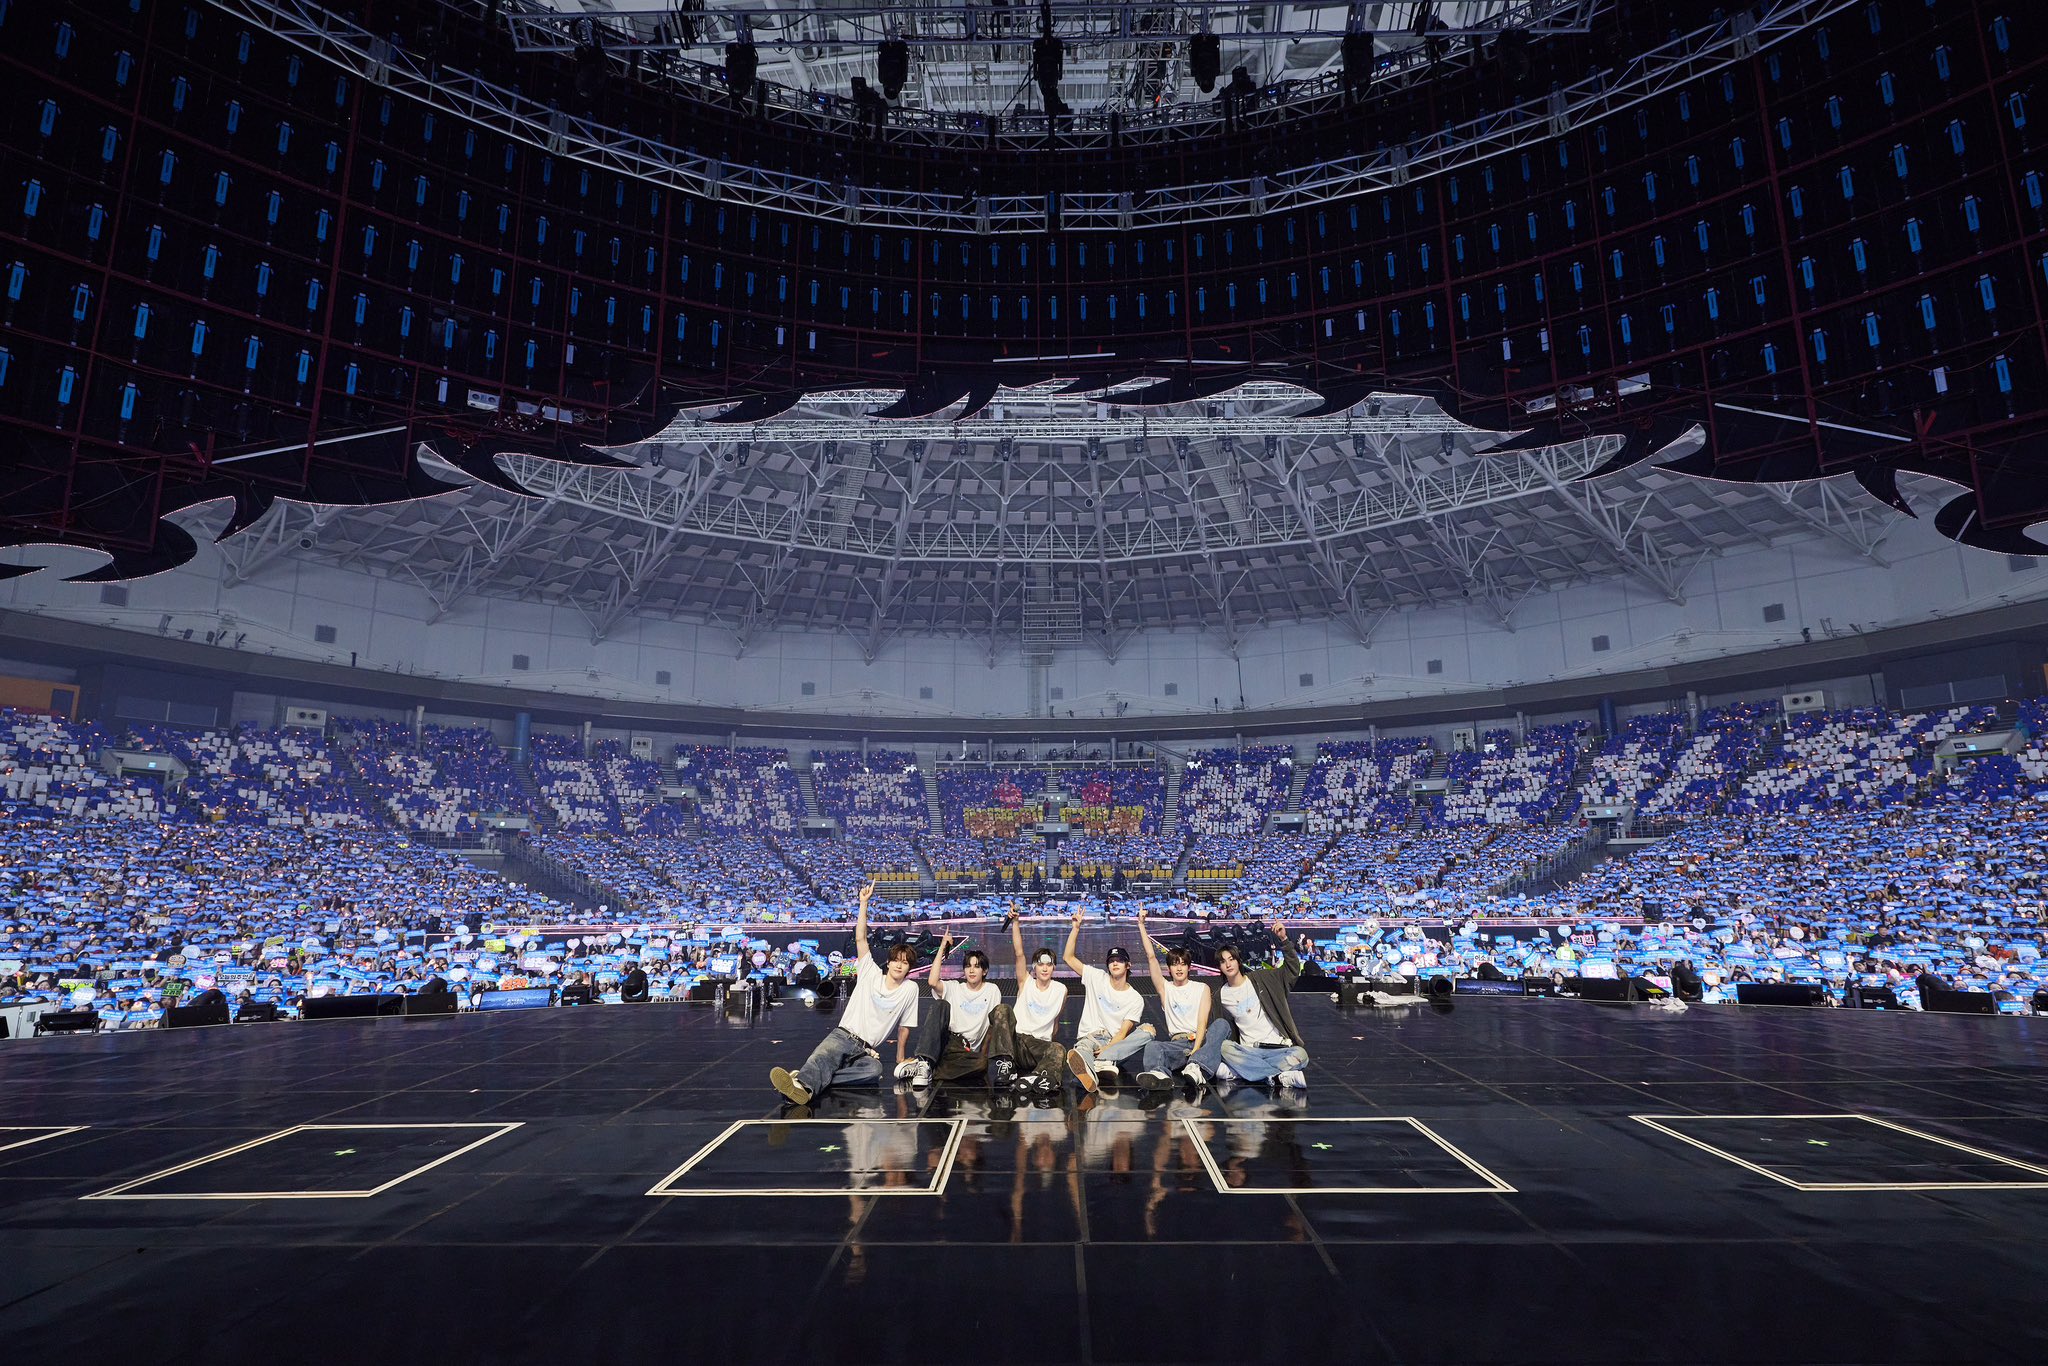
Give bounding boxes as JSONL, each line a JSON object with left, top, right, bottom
{"left": 1405, "top": 750, "right": 1450, "bottom": 831}
{"left": 1161, "top": 760, "right": 1185, "bottom": 839}
{"left": 512, "top": 747, "right": 558, "bottom": 833}
{"left": 791, "top": 754, "right": 823, "bottom": 821}
{"left": 921, "top": 766, "right": 946, "bottom": 837}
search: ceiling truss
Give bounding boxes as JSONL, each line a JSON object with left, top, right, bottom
{"left": 247, "top": 383, "right": 1887, "bottom": 653}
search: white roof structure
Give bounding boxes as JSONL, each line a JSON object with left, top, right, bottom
{"left": 229, "top": 382, "right": 1896, "bottom": 656}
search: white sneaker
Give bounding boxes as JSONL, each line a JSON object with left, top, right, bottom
{"left": 910, "top": 1059, "right": 933, "bottom": 1089}
{"left": 1276, "top": 1068, "right": 1308, "bottom": 1089}
{"left": 1214, "top": 1061, "right": 1239, "bottom": 1083}
{"left": 1180, "top": 1062, "right": 1206, "bottom": 1086}
{"left": 892, "top": 1058, "right": 922, "bottom": 1081}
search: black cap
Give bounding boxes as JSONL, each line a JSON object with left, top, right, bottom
{"left": 1105, "top": 946, "right": 1130, "bottom": 964}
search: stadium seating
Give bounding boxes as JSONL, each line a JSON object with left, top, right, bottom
{"left": 1301, "top": 738, "right": 1431, "bottom": 834}
{"left": 1180, "top": 746, "right": 1292, "bottom": 836}
{"left": 684, "top": 746, "right": 808, "bottom": 834}
{"left": 812, "top": 750, "right": 927, "bottom": 836}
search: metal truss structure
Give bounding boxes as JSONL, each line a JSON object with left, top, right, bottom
{"left": 260, "top": 385, "right": 1897, "bottom": 658}
{"left": 210, "top": 0, "right": 1846, "bottom": 229}
{"left": 506, "top": 1, "right": 1595, "bottom": 124}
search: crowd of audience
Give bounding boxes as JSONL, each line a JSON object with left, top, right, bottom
{"left": 1330, "top": 801, "right": 2048, "bottom": 1007}
{"left": 529, "top": 734, "right": 671, "bottom": 833}
{"left": 1, "top": 714, "right": 168, "bottom": 820}
{"left": 811, "top": 749, "right": 928, "bottom": 836}
{"left": 1179, "top": 746, "right": 1294, "bottom": 836}
{"left": 1301, "top": 738, "right": 1431, "bottom": 835}
{"left": 1436, "top": 724, "right": 1586, "bottom": 826}
{"left": 684, "top": 746, "right": 807, "bottom": 834}
{"left": 6, "top": 693, "right": 2048, "bottom": 1025}
{"left": 346, "top": 723, "right": 527, "bottom": 837}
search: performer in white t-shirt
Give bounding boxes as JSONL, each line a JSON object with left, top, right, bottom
{"left": 1182, "top": 919, "right": 1309, "bottom": 1090}
{"left": 1008, "top": 910, "right": 1069, "bottom": 1097}
{"left": 1130, "top": 905, "right": 1214, "bottom": 1090}
{"left": 902, "top": 930, "right": 1016, "bottom": 1090}
{"left": 772, "top": 883, "right": 920, "bottom": 1105}
{"left": 1062, "top": 906, "right": 1154, "bottom": 1093}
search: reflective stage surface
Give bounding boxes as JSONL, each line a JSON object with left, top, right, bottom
{"left": 2, "top": 997, "right": 2047, "bottom": 1362}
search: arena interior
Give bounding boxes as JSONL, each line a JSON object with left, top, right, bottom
{"left": 4, "top": 0, "right": 2048, "bottom": 1359}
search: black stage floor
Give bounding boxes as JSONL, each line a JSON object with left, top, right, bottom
{"left": 2, "top": 997, "right": 2047, "bottom": 1363}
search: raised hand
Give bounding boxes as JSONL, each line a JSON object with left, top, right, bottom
{"left": 1267, "top": 919, "right": 1287, "bottom": 941}
{"left": 859, "top": 881, "right": 875, "bottom": 910}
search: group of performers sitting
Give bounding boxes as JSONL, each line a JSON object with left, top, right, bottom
{"left": 770, "top": 883, "right": 1309, "bottom": 1107}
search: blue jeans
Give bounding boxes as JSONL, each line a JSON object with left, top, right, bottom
{"left": 1220, "top": 1039, "right": 1308, "bottom": 1083}
{"left": 1187, "top": 1018, "right": 1237, "bottom": 1077}
{"left": 796, "top": 1025, "right": 884, "bottom": 1096}
{"left": 1140, "top": 1032, "right": 1196, "bottom": 1074}
{"left": 1070, "top": 1024, "right": 1155, "bottom": 1077}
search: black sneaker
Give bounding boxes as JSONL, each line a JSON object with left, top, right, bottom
{"left": 1135, "top": 1069, "right": 1172, "bottom": 1091}
{"left": 989, "top": 1056, "right": 1015, "bottom": 1090}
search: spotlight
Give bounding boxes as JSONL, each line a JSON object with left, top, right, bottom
{"left": 1497, "top": 28, "right": 1532, "bottom": 88}
{"left": 1340, "top": 31, "right": 1374, "bottom": 91}
{"left": 1033, "top": 0, "right": 1066, "bottom": 118}
{"left": 1034, "top": 36, "right": 1067, "bottom": 115}
{"left": 877, "top": 39, "right": 909, "bottom": 100}
{"left": 1189, "top": 32, "right": 1220, "bottom": 93}
{"left": 724, "top": 40, "right": 758, "bottom": 109}
{"left": 571, "top": 22, "right": 607, "bottom": 102}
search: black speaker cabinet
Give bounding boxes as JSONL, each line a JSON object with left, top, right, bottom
{"left": 403, "top": 991, "right": 457, "bottom": 1017}
{"left": 1566, "top": 976, "right": 1635, "bottom": 1004}
{"left": 235, "top": 1001, "right": 281, "bottom": 1023}
{"left": 34, "top": 1008, "right": 102, "bottom": 1035}
{"left": 1921, "top": 987, "right": 1999, "bottom": 1015}
{"left": 302, "top": 993, "right": 401, "bottom": 1021}
{"left": 1735, "top": 982, "right": 1828, "bottom": 1008}
{"left": 165, "top": 997, "right": 231, "bottom": 1028}
{"left": 1850, "top": 986, "right": 1901, "bottom": 1010}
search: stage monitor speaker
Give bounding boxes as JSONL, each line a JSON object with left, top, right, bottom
{"left": 167, "top": 990, "right": 231, "bottom": 1027}
{"left": 1566, "top": 977, "right": 1634, "bottom": 1004}
{"left": 1921, "top": 986, "right": 1998, "bottom": 1015}
{"left": 403, "top": 991, "right": 457, "bottom": 1017}
{"left": 235, "top": 1001, "right": 280, "bottom": 1023}
{"left": 2034, "top": 991, "right": 2048, "bottom": 1015}
{"left": 1522, "top": 976, "right": 1560, "bottom": 998}
{"left": 1292, "top": 970, "right": 1342, "bottom": 995}
{"left": 34, "top": 1008, "right": 102, "bottom": 1035}
{"left": 1735, "top": 981, "right": 1827, "bottom": 1007}
{"left": 302, "top": 993, "right": 397, "bottom": 1021}
{"left": 685, "top": 980, "right": 722, "bottom": 1003}
{"left": 559, "top": 984, "right": 595, "bottom": 1006}
{"left": 1453, "top": 976, "right": 1527, "bottom": 997}
{"left": 1850, "top": 986, "right": 1901, "bottom": 1010}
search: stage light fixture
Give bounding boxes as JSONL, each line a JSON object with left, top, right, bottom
{"left": 1340, "top": 31, "right": 1374, "bottom": 91}
{"left": 877, "top": 39, "right": 909, "bottom": 99}
{"left": 571, "top": 21, "right": 607, "bottom": 101}
{"left": 1033, "top": 0, "right": 1067, "bottom": 117}
{"left": 1189, "top": 32, "right": 1220, "bottom": 93}
{"left": 724, "top": 40, "right": 758, "bottom": 109}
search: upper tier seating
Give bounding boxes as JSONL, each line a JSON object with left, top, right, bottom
{"left": 1180, "top": 746, "right": 1293, "bottom": 837}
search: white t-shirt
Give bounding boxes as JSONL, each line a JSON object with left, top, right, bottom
{"left": 839, "top": 956, "right": 920, "bottom": 1047}
{"left": 939, "top": 978, "right": 1001, "bottom": 1048}
{"left": 1077, "top": 964, "right": 1146, "bottom": 1039}
{"left": 1220, "top": 978, "right": 1285, "bottom": 1046}
{"left": 1014, "top": 976, "right": 1068, "bottom": 1041}
{"left": 1160, "top": 979, "right": 1207, "bottom": 1037}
